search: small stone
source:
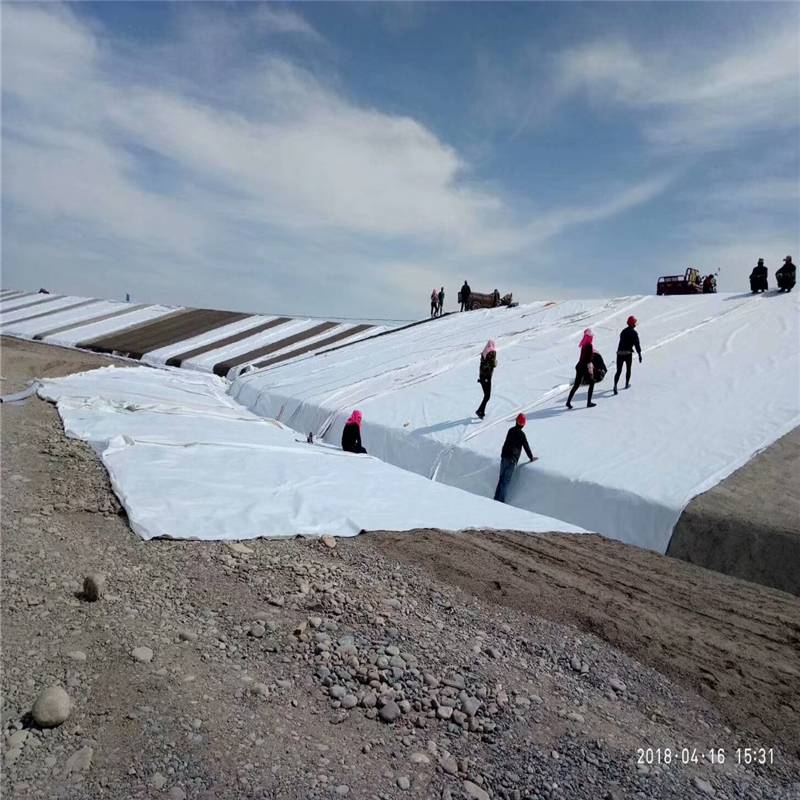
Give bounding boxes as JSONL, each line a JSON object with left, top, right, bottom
{"left": 82, "top": 574, "right": 105, "bottom": 602}
{"left": 151, "top": 773, "right": 167, "bottom": 789}
{"left": 329, "top": 685, "right": 346, "bottom": 700}
{"left": 334, "top": 786, "right": 349, "bottom": 797}
{"left": 693, "top": 777, "right": 715, "bottom": 797}
{"left": 379, "top": 701, "right": 401, "bottom": 723}
{"left": 308, "top": 616, "right": 323, "bottom": 629}
{"left": 131, "top": 646, "right": 153, "bottom": 663}
{"left": 462, "top": 697, "right": 481, "bottom": 717}
{"left": 443, "top": 673, "right": 466, "bottom": 690}
{"left": 67, "top": 651, "right": 87, "bottom": 663}
{"left": 410, "top": 752, "right": 430, "bottom": 765}
{"left": 397, "top": 776, "right": 411, "bottom": 790}
{"left": 361, "top": 692, "right": 377, "bottom": 708}
{"left": 226, "top": 542, "right": 254, "bottom": 555}
{"left": 463, "top": 780, "right": 490, "bottom": 800}
{"left": 609, "top": 676, "right": 626, "bottom": 693}
{"left": 569, "top": 655, "right": 582, "bottom": 672}
{"left": 8, "top": 731, "right": 28, "bottom": 749}
{"left": 567, "top": 711, "right": 585, "bottom": 723}
{"left": 178, "top": 630, "right": 198, "bottom": 642}
{"left": 341, "top": 694, "right": 358, "bottom": 709}
{"left": 322, "top": 536, "right": 336, "bottom": 549}
{"left": 249, "top": 624, "right": 266, "bottom": 638}
{"left": 440, "top": 757, "right": 458, "bottom": 775}
{"left": 31, "top": 686, "right": 71, "bottom": 728}
{"left": 63, "top": 746, "right": 93, "bottom": 776}
{"left": 251, "top": 682, "right": 269, "bottom": 697}
{"left": 436, "top": 706, "right": 453, "bottom": 720}
{"left": 167, "top": 789, "right": 186, "bottom": 800}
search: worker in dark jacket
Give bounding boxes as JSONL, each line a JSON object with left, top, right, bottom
{"left": 438, "top": 287, "right": 445, "bottom": 316}
{"left": 494, "top": 414, "right": 537, "bottom": 502}
{"left": 341, "top": 410, "right": 367, "bottom": 454}
{"left": 476, "top": 340, "right": 497, "bottom": 419}
{"left": 566, "top": 329, "right": 597, "bottom": 409}
{"left": 776, "top": 256, "right": 796, "bottom": 292}
{"left": 749, "top": 259, "right": 768, "bottom": 293}
{"left": 460, "top": 281, "right": 471, "bottom": 311}
{"left": 613, "top": 316, "right": 642, "bottom": 394}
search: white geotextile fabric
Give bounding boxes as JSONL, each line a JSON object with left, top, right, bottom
{"left": 3, "top": 300, "right": 121, "bottom": 339}
{"left": 0, "top": 295, "right": 87, "bottom": 322}
{"left": 42, "top": 305, "right": 179, "bottom": 347}
{"left": 38, "top": 366, "right": 583, "bottom": 540}
{"left": 231, "top": 292, "right": 800, "bottom": 553}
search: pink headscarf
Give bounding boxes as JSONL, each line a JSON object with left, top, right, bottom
{"left": 346, "top": 410, "right": 362, "bottom": 427}
{"left": 481, "top": 340, "right": 496, "bottom": 358}
{"left": 578, "top": 329, "right": 594, "bottom": 349}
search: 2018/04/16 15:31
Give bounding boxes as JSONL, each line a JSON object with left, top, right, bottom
{"left": 636, "top": 748, "right": 775, "bottom": 766}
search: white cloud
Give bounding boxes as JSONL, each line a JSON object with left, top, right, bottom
{"left": 1, "top": 4, "right": 676, "bottom": 316}
{"left": 556, "top": 25, "right": 799, "bottom": 150}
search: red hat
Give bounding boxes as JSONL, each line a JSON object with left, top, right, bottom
{"left": 516, "top": 413, "right": 526, "bottom": 427}
{"left": 627, "top": 316, "right": 637, "bottom": 326}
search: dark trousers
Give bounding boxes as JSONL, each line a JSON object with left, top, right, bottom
{"left": 494, "top": 457, "right": 517, "bottom": 502}
{"left": 614, "top": 353, "right": 633, "bottom": 388}
{"left": 431, "top": 303, "right": 437, "bottom": 317}
{"left": 477, "top": 376, "right": 492, "bottom": 416}
{"left": 461, "top": 298, "right": 469, "bottom": 311}
{"left": 566, "top": 365, "right": 593, "bottom": 406}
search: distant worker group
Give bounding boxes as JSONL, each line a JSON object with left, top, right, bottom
{"left": 750, "top": 256, "right": 796, "bottom": 294}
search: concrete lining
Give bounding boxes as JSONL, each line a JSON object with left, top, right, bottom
{"left": 251, "top": 324, "right": 373, "bottom": 370}
{"left": 0, "top": 298, "right": 104, "bottom": 329}
{"left": 34, "top": 304, "right": 149, "bottom": 340}
{"left": 165, "top": 317, "right": 290, "bottom": 367}
{"left": 83, "top": 309, "right": 249, "bottom": 360}
{"left": 212, "top": 321, "right": 338, "bottom": 376}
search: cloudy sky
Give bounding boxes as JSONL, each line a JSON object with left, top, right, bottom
{"left": 2, "top": 2, "right": 798, "bottom": 320}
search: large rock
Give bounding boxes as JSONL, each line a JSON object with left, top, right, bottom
{"left": 31, "top": 685, "right": 72, "bottom": 728}
{"left": 82, "top": 573, "right": 105, "bottom": 602}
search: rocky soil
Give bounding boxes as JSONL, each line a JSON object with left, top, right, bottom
{"left": 2, "top": 337, "right": 799, "bottom": 799}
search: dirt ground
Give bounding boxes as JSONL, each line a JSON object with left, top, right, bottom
{"left": 667, "top": 428, "right": 800, "bottom": 595}
{"left": 2, "top": 337, "right": 799, "bottom": 800}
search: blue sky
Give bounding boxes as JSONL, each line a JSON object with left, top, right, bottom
{"left": 2, "top": 2, "right": 798, "bottom": 319}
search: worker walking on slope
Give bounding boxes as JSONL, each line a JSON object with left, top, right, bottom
{"left": 566, "top": 329, "right": 597, "bottom": 410}
{"left": 341, "top": 410, "right": 367, "bottom": 454}
{"left": 494, "top": 414, "right": 538, "bottom": 502}
{"left": 613, "top": 316, "right": 642, "bottom": 395}
{"left": 438, "top": 287, "right": 445, "bottom": 316}
{"left": 430, "top": 289, "right": 439, "bottom": 318}
{"left": 476, "top": 340, "right": 497, "bottom": 419}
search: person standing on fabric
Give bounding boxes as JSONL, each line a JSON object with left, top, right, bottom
{"left": 613, "top": 316, "right": 642, "bottom": 395}
{"left": 476, "top": 340, "right": 497, "bottom": 419}
{"left": 438, "top": 287, "right": 445, "bottom": 316}
{"left": 776, "top": 256, "right": 796, "bottom": 291}
{"left": 460, "top": 280, "right": 471, "bottom": 311}
{"left": 494, "top": 414, "right": 537, "bottom": 502}
{"left": 430, "top": 289, "right": 439, "bottom": 318}
{"left": 566, "top": 329, "right": 597, "bottom": 409}
{"left": 341, "top": 410, "right": 367, "bottom": 454}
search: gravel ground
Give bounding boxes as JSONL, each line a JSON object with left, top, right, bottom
{"left": 2, "top": 338, "right": 799, "bottom": 800}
